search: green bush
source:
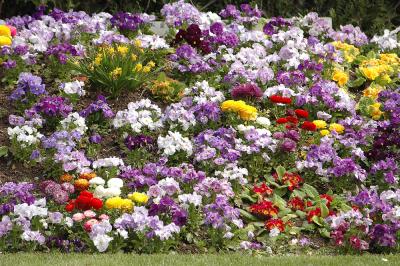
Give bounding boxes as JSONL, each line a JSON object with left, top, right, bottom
{"left": 1, "top": 0, "right": 399, "bottom": 36}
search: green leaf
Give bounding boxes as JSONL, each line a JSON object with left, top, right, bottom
{"left": 319, "top": 228, "right": 331, "bottom": 238}
{"left": 276, "top": 165, "right": 286, "bottom": 180}
{"left": 348, "top": 76, "right": 366, "bottom": 87}
{"left": 302, "top": 183, "right": 319, "bottom": 198}
{"left": 0, "top": 146, "right": 8, "bottom": 157}
{"left": 239, "top": 209, "right": 259, "bottom": 222}
{"left": 312, "top": 216, "right": 323, "bottom": 226}
{"left": 320, "top": 202, "right": 329, "bottom": 218}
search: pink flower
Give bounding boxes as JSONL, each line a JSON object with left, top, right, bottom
{"left": 84, "top": 218, "right": 99, "bottom": 232}
{"left": 99, "top": 214, "right": 110, "bottom": 220}
{"left": 7, "top": 25, "right": 17, "bottom": 37}
{"left": 72, "top": 213, "right": 85, "bottom": 222}
{"left": 83, "top": 210, "right": 96, "bottom": 218}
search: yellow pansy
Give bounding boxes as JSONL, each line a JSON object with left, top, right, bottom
{"left": 329, "top": 123, "right": 345, "bottom": 134}
{"left": 332, "top": 69, "right": 349, "bottom": 87}
{"left": 369, "top": 102, "right": 383, "bottom": 120}
{"left": 363, "top": 85, "right": 382, "bottom": 99}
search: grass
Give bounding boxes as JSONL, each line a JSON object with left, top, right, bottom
{"left": 0, "top": 253, "right": 397, "bottom": 266}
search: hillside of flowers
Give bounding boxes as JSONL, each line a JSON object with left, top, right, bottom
{"left": 0, "top": 1, "right": 399, "bottom": 254}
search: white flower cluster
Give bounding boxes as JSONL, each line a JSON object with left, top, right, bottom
{"left": 14, "top": 198, "right": 48, "bottom": 219}
{"left": 183, "top": 80, "right": 225, "bottom": 104}
{"left": 222, "top": 43, "right": 275, "bottom": 84}
{"left": 60, "top": 80, "right": 86, "bottom": 96}
{"left": 214, "top": 163, "right": 248, "bottom": 185}
{"left": 113, "top": 99, "right": 163, "bottom": 133}
{"left": 271, "top": 27, "right": 310, "bottom": 69}
{"left": 178, "top": 192, "right": 203, "bottom": 207}
{"left": 90, "top": 177, "right": 124, "bottom": 199}
{"left": 90, "top": 220, "right": 113, "bottom": 252}
{"left": 8, "top": 125, "right": 43, "bottom": 148}
{"left": 92, "top": 157, "right": 125, "bottom": 169}
{"left": 162, "top": 102, "right": 196, "bottom": 131}
{"left": 60, "top": 112, "right": 88, "bottom": 135}
{"left": 148, "top": 177, "right": 181, "bottom": 203}
{"left": 135, "top": 34, "right": 169, "bottom": 49}
{"left": 157, "top": 131, "right": 193, "bottom": 156}
{"left": 263, "top": 84, "right": 299, "bottom": 98}
{"left": 371, "top": 27, "right": 400, "bottom": 51}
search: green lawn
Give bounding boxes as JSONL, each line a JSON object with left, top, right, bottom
{"left": 0, "top": 253, "right": 397, "bottom": 266}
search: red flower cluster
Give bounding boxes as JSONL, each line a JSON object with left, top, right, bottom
{"left": 287, "top": 196, "right": 305, "bottom": 211}
{"left": 301, "top": 121, "right": 317, "bottom": 131}
{"left": 294, "top": 109, "right": 309, "bottom": 118}
{"left": 65, "top": 191, "right": 103, "bottom": 212}
{"left": 274, "top": 172, "right": 304, "bottom": 191}
{"left": 320, "top": 194, "right": 334, "bottom": 207}
{"left": 275, "top": 108, "right": 312, "bottom": 131}
{"left": 307, "top": 207, "right": 321, "bottom": 223}
{"left": 250, "top": 200, "right": 279, "bottom": 217}
{"left": 265, "top": 218, "right": 285, "bottom": 232}
{"left": 269, "top": 95, "right": 292, "bottom": 104}
{"left": 253, "top": 183, "right": 273, "bottom": 196}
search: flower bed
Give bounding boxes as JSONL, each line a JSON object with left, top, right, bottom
{"left": 0, "top": 1, "right": 399, "bottom": 254}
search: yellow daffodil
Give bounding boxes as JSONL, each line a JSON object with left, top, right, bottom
{"left": 110, "top": 67, "right": 122, "bottom": 79}
{"left": 134, "top": 63, "right": 143, "bottom": 72}
{"left": 117, "top": 45, "right": 128, "bottom": 55}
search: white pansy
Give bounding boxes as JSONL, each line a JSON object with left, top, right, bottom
{"left": 157, "top": 131, "right": 193, "bottom": 156}
{"left": 61, "top": 80, "right": 86, "bottom": 96}
{"left": 8, "top": 125, "right": 43, "bottom": 148}
{"left": 92, "top": 234, "right": 113, "bottom": 252}
{"left": 113, "top": 99, "right": 163, "bottom": 133}
{"left": 60, "top": 112, "right": 88, "bottom": 135}
{"left": 92, "top": 157, "right": 124, "bottom": 169}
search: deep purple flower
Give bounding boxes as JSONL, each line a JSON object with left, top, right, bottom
{"left": 231, "top": 83, "right": 263, "bottom": 99}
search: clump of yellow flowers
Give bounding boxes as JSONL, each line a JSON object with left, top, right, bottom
{"left": 331, "top": 41, "right": 360, "bottom": 63}
{"left": 313, "top": 120, "right": 345, "bottom": 136}
{"left": 363, "top": 84, "right": 382, "bottom": 100}
{"left": 359, "top": 53, "right": 399, "bottom": 82}
{"left": 128, "top": 192, "right": 149, "bottom": 204}
{"left": 105, "top": 197, "right": 134, "bottom": 211}
{"left": 70, "top": 41, "right": 159, "bottom": 98}
{"left": 332, "top": 69, "right": 349, "bottom": 87}
{"left": 221, "top": 100, "right": 258, "bottom": 121}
